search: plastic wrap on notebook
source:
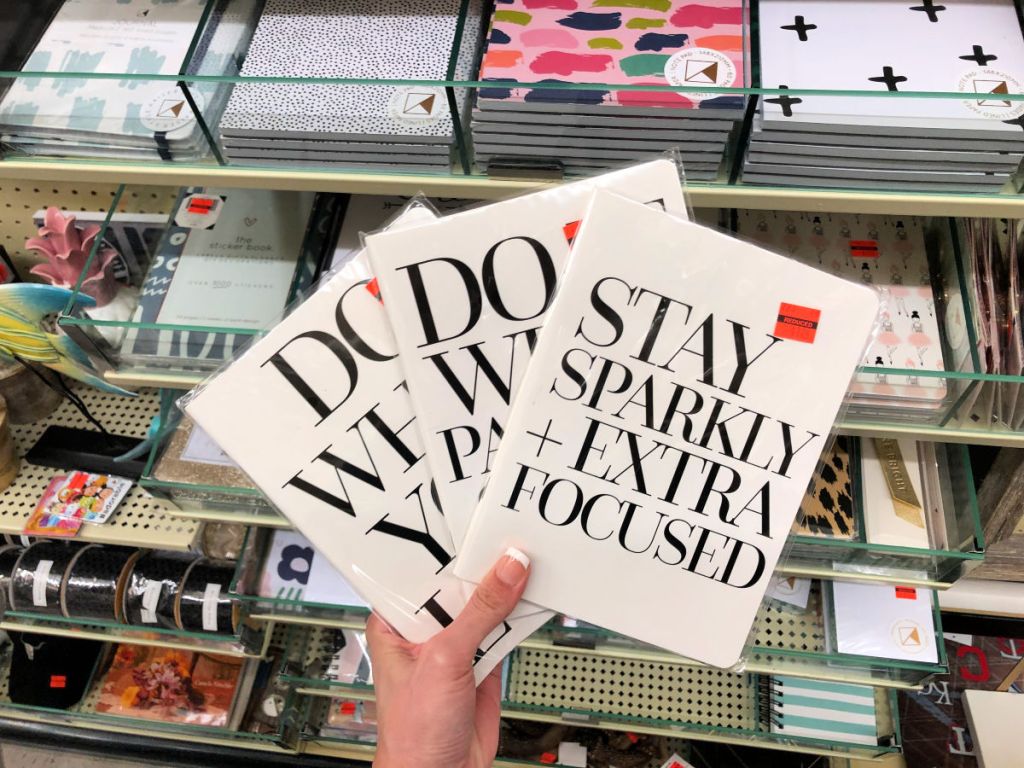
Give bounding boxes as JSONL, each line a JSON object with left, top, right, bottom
{"left": 448, "top": 190, "right": 881, "bottom": 669}
{"left": 364, "top": 156, "right": 692, "bottom": 554}
{"left": 179, "top": 199, "right": 545, "bottom": 684}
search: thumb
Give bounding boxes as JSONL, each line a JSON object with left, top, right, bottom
{"left": 441, "top": 547, "right": 531, "bottom": 662}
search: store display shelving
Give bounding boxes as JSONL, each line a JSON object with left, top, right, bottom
{"left": 4, "top": 0, "right": 1024, "bottom": 756}
{"left": 0, "top": 388, "right": 199, "bottom": 550}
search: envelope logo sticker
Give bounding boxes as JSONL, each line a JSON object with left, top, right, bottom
{"left": 157, "top": 99, "right": 186, "bottom": 119}
{"left": 891, "top": 619, "right": 926, "bottom": 653}
{"left": 684, "top": 59, "right": 719, "bottom": 84}
{"left": 973, "top": 79, "right": 1012, "bottom": 107}
{"left": 402, "top": 92, "right": 438, "bottom": 117}
{"left": 774, "top": 576, "right": 798, "bottom": 594}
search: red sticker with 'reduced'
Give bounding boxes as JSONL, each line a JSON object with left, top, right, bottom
{"left": 186, "top": 197, "right": 216, "bottom": 215}
{"left": 563, "top": 220, "right": 581, "bottom": 245}
{"left": 775, "top": 303, "right": 821, "bottom": 343}
{"left": 50, "top": 675, "right": 66, "bottom": 689}
{"left": 849, "top": 240, "right": 879, "bottom": 258}
{"left": 895, "top": 586, "right": 917, "bottom": 600}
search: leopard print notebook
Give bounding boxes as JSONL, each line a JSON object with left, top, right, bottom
{"left": 793, "top": 436, "right": 857, "bottom": 539}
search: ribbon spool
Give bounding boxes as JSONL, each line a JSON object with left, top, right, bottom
{"left": 122, "top": 551, "right": 194, "bottom": 629}
{"left": 61, "top": 545, "right": 140, "bottom": 622}
{"left": 175, "top": 558, "right": 237, "bottom": 635}
{"left": 0, "top": 544, "right": 23, "bottom": 614}
{"left": 9, "top": 541, "right": 77, "bottom": 615}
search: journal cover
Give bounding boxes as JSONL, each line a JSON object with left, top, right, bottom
{"left": 96, "top": 645, "right": 242, "bottom": 727}
{"left": 476, "top": 0, "right": 747, "bottom": 111}
{"left": 899, "top": 636, "right": 1024, "bottom": 767}
{"left": 861, "top": 438, "right": 934, "bottom": 549}
{"left": 453, "top": 191, "right": 879, "bottom": 666}
{"left": 793, "top": 437, "right": 857, "bottom": 539}
{"left": 184, "top": 208, "right": 549, "bottom": 684}
{"left": 830, "top": 581, "right": 939, "bottom": 663}
{"left": 121, "top": 187, "right": 313, "bottom": 364}
{"left": 219, "top": 0, "right": 481, "bottom": 141}
{"left": 757, "top": 0, "right": 1024, "bottom": 134}
{"left": 0, "top": 0, "right": 207, "bottom": 142}
{"left": 259, "top": 530, "right": 367, "bottom": 608}
{"left": 763, "top": 675, "right": 880, "bottom": 746}
{"left": 735, "top": 211, "right": 947, "bottom": 406}
{"left": 366, "top": 159, "right": 688, "bottom": 549}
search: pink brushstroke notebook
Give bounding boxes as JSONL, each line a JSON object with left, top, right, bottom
{"left": 476, "top": 0, "right": 749, "bottom": 110}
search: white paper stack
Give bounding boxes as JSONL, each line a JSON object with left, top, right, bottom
{"left": 0, "top": 0, "right": 250, "bottom": 162}
{"left": 747, "top": 0, "right": 1024, "bottom": 191}
{"left": 216, "top": 0, "right": 483, "bottom": 172}
{"left": 470, "top": 0, "right": 749, "bottom": 180}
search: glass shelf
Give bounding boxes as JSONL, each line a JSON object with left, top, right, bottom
{"left": 140, "top": 393, "right": 287, "bottom": 527}
{"left": 286, "top": 636, "right": 901, "bottom": 760}
{"left": 780, "top": 440, "right": 984, "bottom": 588}
{"left": 228, "top": 528, "right": 369, "bottom": 627}
{"left": 0, "top": 641, "right": 302, "bottom": 752}
{"left": 0, "top": 610, "right": 269, "bottom": 659}
{"left": 281, "top": 569, "right": 946, "bottom": 697}
{"left": 56, "top": 184, "right": 341, "bottom": 386}
{"left": 2, "top": 0, "right": 1024, "bottom": 206}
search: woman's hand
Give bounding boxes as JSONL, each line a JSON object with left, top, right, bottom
{"left": 368, "top": 548, "right": 531, "bottom": 768}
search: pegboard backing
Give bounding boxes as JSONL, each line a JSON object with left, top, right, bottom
{"left": 2, "top": 388, "right": 199, "bottom": 550}
{"left": 0, "top": 182, "right": 177, "bottom": 275}
{"left": 507, "top": 649, "right": 758, "bottom": 731}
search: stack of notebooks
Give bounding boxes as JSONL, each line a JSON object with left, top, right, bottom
{"left": 734, "top": 211, "right": 961, "bottom": 421}
{"left": 119, "top": 186, "right": 339, "bottom": 372}
{"left": 184, "top": 159, "right": 880, "bottom": 672}
{"left": 747, "top": 0, "right": 1024, "bottom": 191}
{"left": 471, "top": 0, "right": 748, "bottom": 179}
{"left": 216, "top": 0, "right": 484, "bottom": 172}
{"left": 0, "top": 0, "right": 249, "bottom": 162}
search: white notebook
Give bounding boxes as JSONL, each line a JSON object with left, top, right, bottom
{"left": 184, "top": 206, "right": 549, "bottom": 683}
{"left": 964, "top": 689, "right": 1024, "bottom": 768}
{"left": 830, "top": 581, "right": 938, "bottom": 663}
{"left": 219, "top": 0, "right": 480, "bottom": 141}
{"left": 453, "top": 192, "right": 879, "bottom": 667}
{"left": 365, "top": 159, "right": 689, "bottom": 549}
{"left": 0, "top": 0, "right": 207, "bottom": 142}
{"left": 758, "top": 0, "right": 1024, "bottom": 136}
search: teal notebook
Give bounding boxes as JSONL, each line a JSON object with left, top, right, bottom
{"left": 761, "top": 675, "right": 880, "bottom": 747}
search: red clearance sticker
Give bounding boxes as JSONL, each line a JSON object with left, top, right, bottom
{"left": 895, "top": 586, "right": 917, "bottom": 600}
{"left": 626, "top": 732, "right": 639, "bottom": 744}
{"left": 563, "top": 219, "right": 581, "bottom": 245}
{"left": 186, "top": 196, "right": 217, "bottom": 215}
{"left": 540, "top": 753, "right": 557, "bottom": 764}
{"left": 774, "top": 302, "right": 821, "bottom": 343}
{"left": 339, "top": 701, "right": 357, "bottom": 715}
{"left": 366, "top": 277, "right": 383, "bottom": 303}
{"left": 50, "top": 675, "right": 66, "bottom": 689}
{"left": 849, "top": 240, "right": 879, "bottom": 258}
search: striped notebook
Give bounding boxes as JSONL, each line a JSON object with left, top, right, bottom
{"left": 761, "top": 676, "right": 880, "bottom": 746}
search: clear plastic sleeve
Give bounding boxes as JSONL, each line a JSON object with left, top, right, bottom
{"left": 179, "top": 158, "right": 692, "bottom": 684}
{"left": 443, "top": 188, "right": 881, "bottom": 669}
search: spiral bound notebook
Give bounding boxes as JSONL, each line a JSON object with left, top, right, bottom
{"left": 760, "top": 675, "right": 880, "bottom": 747}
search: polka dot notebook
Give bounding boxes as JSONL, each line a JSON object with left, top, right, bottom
{"left": 219, "top": 0, "right": 483, "bottom": 151}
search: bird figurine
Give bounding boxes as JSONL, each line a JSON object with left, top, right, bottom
{"left": 0, "top": 282, "right": 135, "bottom": 397}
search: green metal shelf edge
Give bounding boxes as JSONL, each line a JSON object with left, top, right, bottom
{"left": 2, "top": 158, "right": 1024, "bottom": 216}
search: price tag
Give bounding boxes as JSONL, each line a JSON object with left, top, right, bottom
{"left": 140, "top": 580, "right": 162, "bottom": 623}
{"left": 202, "top": 582, "right": 221, "bottom": 632}
{"left": 32, "top": 560, "right": 53, "bottom": 607}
